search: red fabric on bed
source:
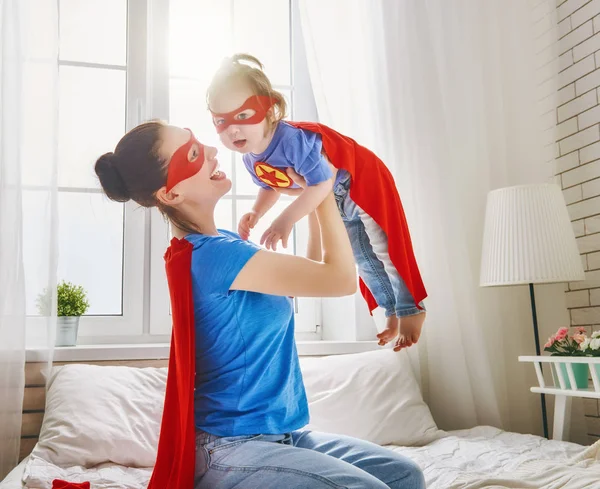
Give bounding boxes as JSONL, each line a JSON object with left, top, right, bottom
{"left": 51, "top": 481, "right": 90, "bottom": 489}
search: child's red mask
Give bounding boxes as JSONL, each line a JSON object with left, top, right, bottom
{"left": 166, "top": 129, "right": 205, "bottom": 192}
{"left": 211, "top": 95, "right": 275, "bottom": 133}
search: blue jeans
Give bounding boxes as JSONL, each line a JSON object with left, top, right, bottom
{"left": 195, "top": 429, "right": 425, "bottom": 489}
{"left": 333, "top": 172, "right": 424, "bottom": 318}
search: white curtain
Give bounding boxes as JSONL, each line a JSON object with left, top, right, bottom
{"left": 299, "top": 0, "right": 578, "bottom": 438}
{"left": 0, "top": 0, "right": 59, "bottom": 478}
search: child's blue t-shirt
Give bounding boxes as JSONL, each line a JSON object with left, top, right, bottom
{"left": 185, "top": 230, "right": 309, "bottom": 436}
{"left": 242, "top": 121, "right": 348, "bottom": 190}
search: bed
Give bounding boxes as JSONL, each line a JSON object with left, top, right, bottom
{"left": 2, "top": 350, "right": 599, "bottom": 489}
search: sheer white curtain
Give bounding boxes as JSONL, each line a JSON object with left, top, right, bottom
{"left": 0, "top": 0, "right": 58, "bottom": 478}
{"left": 299, "top": 0, "right": 573, "bottom": 437}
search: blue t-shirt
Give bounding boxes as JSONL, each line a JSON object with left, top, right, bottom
{"left": 242, "top": 121, "right": 348, "bottom": 190}
{"left": 185, "top": 230, "right": 309, "bottom": 436}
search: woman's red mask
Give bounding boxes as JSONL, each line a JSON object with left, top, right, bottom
{"left": 166, "top": 129, "right": 206, "bottom": 192}
{"left": 211, "top": 95, "right": 275, "bottom": 133}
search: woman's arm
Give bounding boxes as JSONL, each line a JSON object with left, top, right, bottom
{"left": 306, "top": 212, "right": 322, "bottom": 262}
{"left": 231, "top": 192, "right": 356, "bottom": 297}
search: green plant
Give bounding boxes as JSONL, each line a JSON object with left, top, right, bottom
{"left": 36, "top": 281, "right": 90, "bottom": 317}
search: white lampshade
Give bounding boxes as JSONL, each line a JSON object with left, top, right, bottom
{"left": 480, "top": 183, "right": 585, "bottom": 286}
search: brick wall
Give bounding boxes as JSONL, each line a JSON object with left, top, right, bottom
{"left": 556, "top": 0, "right": 600, "bottom": 444}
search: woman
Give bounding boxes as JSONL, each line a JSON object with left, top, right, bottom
{"left": 95, "top": 121, "right": 425, "bottom": 489}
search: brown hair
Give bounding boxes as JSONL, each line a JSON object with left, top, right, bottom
{"left": 94, "top": 120, "right": 201, "bottom": 235}
{"left": 206, "top": 53, "right": 287, "bottom": 128}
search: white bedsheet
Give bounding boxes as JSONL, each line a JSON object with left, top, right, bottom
{"left": 392, "top": 426, "right": 597, "bottom": 488}
{"left": 12, "top": 426, "right": 600, "bottom": 489}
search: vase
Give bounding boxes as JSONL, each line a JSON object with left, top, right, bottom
{"left": 55, "top": 316, "right": 80, "bottom": 347}
{"left": 553, "top": 361, "right": 589, "bottom": 389}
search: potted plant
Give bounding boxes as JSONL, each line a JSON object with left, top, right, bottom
{"left": 37, "top": 280, "right": 90, "bottom": 347}
{"left": 544, "top": 327, "right": 589, "bottom": 389}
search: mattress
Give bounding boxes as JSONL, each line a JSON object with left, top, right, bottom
{"left": 5, "top": 426, "right": 598, "bottom": 489}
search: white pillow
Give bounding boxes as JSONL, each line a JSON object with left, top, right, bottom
{"left": 32, "top": 364, "right": 167, "bottom": 468}
{"left": 32, "top": 349, "right": 441, "bottom": 469}
{"left": 299, "top": 349, "right": 443, "bottom": 446}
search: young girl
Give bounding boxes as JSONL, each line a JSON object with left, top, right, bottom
{"left": 207, "top": 54, "right": 427, "bottom": 351}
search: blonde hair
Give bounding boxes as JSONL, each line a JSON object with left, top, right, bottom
{"left": 207, "top": 53, "right": 287, "bottom": 127}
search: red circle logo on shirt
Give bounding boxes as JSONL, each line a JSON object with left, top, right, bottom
{"left": 254, "top": 162, "right": 292, "bottom": 188}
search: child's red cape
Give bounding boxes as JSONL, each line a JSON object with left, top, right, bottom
{"left": 147, "top": 238, "right": 196, "bottom": 489}
{"left": 288, "top": 121, "right": 427, "bottom": 313}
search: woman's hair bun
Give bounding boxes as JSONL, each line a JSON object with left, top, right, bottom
{"left": 94, "top": 152, "right": 131, "bottom": 202}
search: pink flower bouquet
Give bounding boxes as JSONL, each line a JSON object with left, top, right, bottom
{"left": 544, "top": 327, "right": 588, "bottom": 356}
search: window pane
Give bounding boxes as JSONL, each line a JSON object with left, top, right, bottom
{"left": 169, "top": 78, "right": 213, "bottom": 134}
{"left": 59, "top": 0, "right": 127, "bottom": 66}
{"left": 236, "top": 200, "right": 295, "bottom": 254}
{"left": 58, "top": 66, "right": 126, "bottom": 188}
{"left": 57, "top": 192, "right": 124, "bottom": 315}
{"left": 169, "top": 0, "right": 233, "bottom": 81}
{"left": 22, "top": 64, "right": 57, "bottom": 187}
{"left": 23, "top": 190, "right": 57, "bottom": 315}
{"left": 233, "top": 0, "right": 291, "bottom": 86}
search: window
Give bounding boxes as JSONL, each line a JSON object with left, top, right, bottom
{"left": 23, "top": 0, "right": 145, "bottom": 342}
{"left": 44, "top": 0, "right": 321, "bottom": 344}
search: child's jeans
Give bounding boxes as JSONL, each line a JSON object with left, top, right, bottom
{"left": 333, "top": 171, "right": 424, "bottom": 318}
{"left": 194, "top": 428, "right": 426, "bottom": 489}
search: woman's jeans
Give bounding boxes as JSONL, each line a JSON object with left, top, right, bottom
{"left": 195, "top": 429, "right": 426, "bottom": 489}
{"left": 333, "top": 172, "right": 424, "bottom": 318}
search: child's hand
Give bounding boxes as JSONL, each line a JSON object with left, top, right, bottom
{"left": 260, "top": 215, "right": 294, "bottom": 251}
{"left": 238, "top": 211, "right": 259, "bottom": 240}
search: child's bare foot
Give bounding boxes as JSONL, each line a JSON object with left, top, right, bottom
{"left": 394, "top": 312, "right": 426, "bottom": 352}
{"left": 377, "top": 316, "right": 399, "bottom": 346}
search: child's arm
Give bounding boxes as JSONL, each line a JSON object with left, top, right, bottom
{"left": 261, "top": 171, "right": 334, "bottom": 251}
{"left": 238, "top": 188, "right": 280, "bottom": 240}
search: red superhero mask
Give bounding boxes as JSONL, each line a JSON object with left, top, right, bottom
{"left": 211, "top": 95, "right": 275, "bottom": 133}
{"left": 165, "top": 129, "right": 205, "bottom": 192}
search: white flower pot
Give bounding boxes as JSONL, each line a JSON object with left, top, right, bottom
{"left": 55, "top": 316, "right": 80, "bottom": 347}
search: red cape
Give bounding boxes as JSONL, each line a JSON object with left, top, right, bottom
{"left": 289, "top": 121, "right": 426, "bottom": 313}
{"left": 147, "top": 238, "right": 196, "bottom": 489}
